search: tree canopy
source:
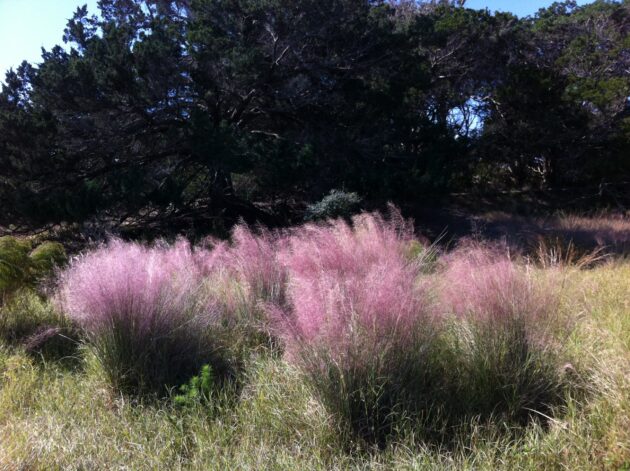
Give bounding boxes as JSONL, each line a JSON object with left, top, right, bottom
{"left": 1, "top": 0, "right": 628, "bottom": 233}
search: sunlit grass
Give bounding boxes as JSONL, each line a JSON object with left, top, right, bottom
{"left": 0, "top": 261, "right": 628, "bottom": 469}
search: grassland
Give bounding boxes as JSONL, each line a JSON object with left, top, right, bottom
{"left": 0, "top": 261, "right": 628, "bottom": 470}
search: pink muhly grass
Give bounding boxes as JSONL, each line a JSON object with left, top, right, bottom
{"left": 435, "top": 242, "right": 571, "bottom": 425}
{"left": 59, "top": 238, "right": 216, "bottom": 333}
{"left": 57, "top": 238, "right": 225, "bottom": 394}
{"left": 198, "top": 225, "right": 289, "bottom": 352}
{"left": 273, "top": 210, "right": 440, "bottom": 444}
{"left": 226, "top": 224, "right": 288, "bottom": 306}
{"left": 437, "top": 242, "right": 560, "bottom": 326}
{"left": 276, "top": 210, "right": 433, "bottom": 351}
{"left": 198, "top": 227, "right": 291, "bottom": 352}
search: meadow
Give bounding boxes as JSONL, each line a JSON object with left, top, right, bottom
{"left": 0, "top": 210, "right": 628, "bottom": 470}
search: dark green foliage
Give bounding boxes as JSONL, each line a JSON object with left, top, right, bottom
{"left": 305, "top": 190, "right": 362, "bottom": 221}
{"left": 0, "top": 237, "right": 74, "bottom": 360}
{"left": 0, "top": 0, "right": 628, "bottom": 232}
{"left": 300, "top": 317, "right": 573, "bottom": 448}
{"left": 301, "top": 330, "right": 443, "bottom": 447}
{"left": 28, "top": 242, "right": 67, "bottom": 276}
{"left": 0, "top": 237, "right": 67, "bottom": 300}
{"left": 0, "top": 237, "right": 32, "bottom": 297}
{"left": 441, "top": 318, "right": 570, "bottom": 427}
{"left": 173, "top": 364, "right": 215, "bottom": 407}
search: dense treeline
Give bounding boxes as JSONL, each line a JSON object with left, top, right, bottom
{"left": 0, "top": 0, "right": 628, "bottom": 232}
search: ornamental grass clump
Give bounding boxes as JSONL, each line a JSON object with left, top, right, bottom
{"left": 227, "top": 225, "right": 288, "bottom": 307}
{"left": 275, "top": 211, "right": 442, "bottom": 445}
{"left": 58, "top": 239, "right": 229, "bottom": 395}
{"left": 199, "top": 225, "right": 289, "bottom": 353}
{"left": 436, "top": 243, "right": 573, "bottom": 426}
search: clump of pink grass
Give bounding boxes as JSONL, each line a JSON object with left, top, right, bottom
{"left": 438, "top": 242, "right": 558, "bottom": 324}
{"left": 58, "top": 238, "right": 228, "bottom": 394}
{"left": 272, "top": 216, "right": 573, "bottom": 445}
{"left": 195, "top": 225, "right": 289, "bottom": 352}
{"left": 434, "top": 242, "right": 570, "bottom": 426}
{"left": 276, "top": 209, "right": 431, "bottom": 351}
{"left": 227, "top": 224, "right": 288, "bottom": 306}
{"left": 60, "top": 239, "right": 211, "bottom": 330}
{"left": 55, "top": 209, "right": 576, "bottom": 438}
{"left": 273, "top": 209, "right": 441, "bottom": 444}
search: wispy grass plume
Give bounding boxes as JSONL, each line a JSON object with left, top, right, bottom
{"left": 436, "top": 243, "right": 573, "bottom": 427}
{"left": 58, "top": 239, "right": 228, "bottom": 395}
{"left": 274, "top": 210, "right": 441, "bottom": 445}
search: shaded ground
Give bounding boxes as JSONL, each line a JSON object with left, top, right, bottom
{"left": 2, "top": 184, "right": 629, "bottom": 256}
{"left": 405, "top": 184, "right": 630, "bottom": 255}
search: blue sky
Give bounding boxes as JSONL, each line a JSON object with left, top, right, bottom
{"left": 0, "top": 0, "right": 593, "bottom": 79}
{"left": 465, "top": 0, "right": 590, "bottom": 16}
{"left": 0, "top": 0, "right": 98, "bottom": 77}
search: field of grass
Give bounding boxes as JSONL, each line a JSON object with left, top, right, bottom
{"left": 0, "top": 217, "right": 628, "bottom": 470}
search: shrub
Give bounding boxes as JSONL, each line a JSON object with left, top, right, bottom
{"left": 58, "top": 239, "right": 231, "bottom": 395}
{"left": 0, "top": 237, "right": 67, "bottom": 302}
{"left": 173, "top": 364, "right": 215, "bottom": 407}
{"left": 436, "top": 244, "right": 572, "bottom": 426}
{"left": 28, "top": 242, "right": 67, "bottom": 275}
{"left": 0, "top": 237, "right": 32, "bottom": 299}
{"left": 305, "top": 190, "right": 362, "bottom": 222}
{"left": 274, "top": 210, "right": 441, "bottom": 445}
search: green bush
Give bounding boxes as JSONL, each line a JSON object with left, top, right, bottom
{"left": 29, "top": 242, "right": 67, "bottom": 275}
{"left": 0, "top": 237, "right": 67, "bottom": 301}
{"left": 305, "top": 190, "right": 362, "bottom": 221}
{"left": 173, "top": 364, "right": 215, "bottom": 407}
{"left": 0, "top": 237, "right": 32, "bottom": 297}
